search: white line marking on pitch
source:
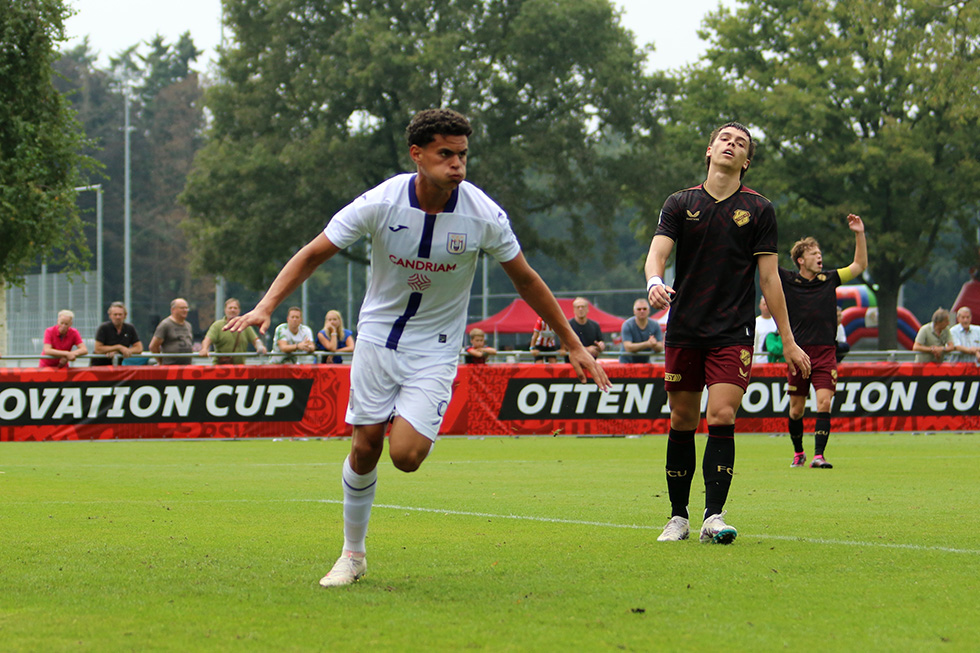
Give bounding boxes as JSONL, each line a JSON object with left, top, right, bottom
{"left": 312, "top": 499, "right": 980, "bottom": 555}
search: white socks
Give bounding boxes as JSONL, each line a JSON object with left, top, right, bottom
{"left": 341, "top": 456, "right": 377, "bottom": 554}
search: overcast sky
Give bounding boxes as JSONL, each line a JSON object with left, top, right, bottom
{"left": 63, "top": 0, "right": 737, "bottom": 73}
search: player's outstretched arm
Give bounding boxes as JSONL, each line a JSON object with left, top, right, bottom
{"left": 500, "top": 253, "right": 611, "bottom": 391}
{"left": 226, "top": 234, "right": 340, "bottom": 335}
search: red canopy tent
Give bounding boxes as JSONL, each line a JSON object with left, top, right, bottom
{"left": 466, "top": 298, "right": 626, "bottom": 338}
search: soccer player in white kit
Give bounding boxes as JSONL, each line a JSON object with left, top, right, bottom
{"left": 225, "top": 109, "right": 610, "bottom": 587}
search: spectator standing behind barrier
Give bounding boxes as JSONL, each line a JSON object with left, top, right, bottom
{"left": 949, "top": 307, "right": 980, "bottom": 363}
{"left": 223, "top": 108, "right": 608, "bottom": 589}
{"left": 753, "top": 297, "right": 777, "bottom": 364}
{"left": 149, "top": 298, "right": 194, "bottom": 365}
{"left": 200, "top": 298, "right": 267, "bottom": 364}
{"left": 566, "top": 297, "right": 605, "bottom": 361}
{"left": 274, "top": 306, "right": 315, "bottom": 364}
{"left": 530, "top": 317, "right": 559, "bottom": 363}
{"left": 464, "top": 327, "right": 496, "bottom": 364}
{"left": 316, "top": 309, "right": 356, "bottom": 364}
{"left": 92, "top": 301, "right": 142, "bottom": 366}
{"left": 619, "top": 298, "right": 663, "bottom": 363}
{"left": 835, "top": 306, "right": 850, "bottom": 363}
{"left": 913, "top": 308, "right": 954, "bottom": 363}
{"left": 765, "top": 331, "right": 784, "bottom": 363}
{"left": 779, "top": 214, "right": 868, "bottom": 470}
{"left": 40, "top": 310, "right": 88, "bottom": 368}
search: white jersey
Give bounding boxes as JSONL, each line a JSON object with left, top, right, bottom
{"left": 325, "top": 174, "right": 521, "bottom": 358}
{"left": 753, "top": 315, "right": 777, "bottom": 364}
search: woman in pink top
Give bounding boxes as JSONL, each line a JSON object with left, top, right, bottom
{"left": 41, "top": 310, "right": 88, "bottom": 368}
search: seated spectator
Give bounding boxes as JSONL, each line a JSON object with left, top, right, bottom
{"left": 530, "top": 317, "right": 559, "bottom": 363}
{"left": 619, "top": 298, "right": 663, "bottom": 363}
{"left": 41, "top": 310, "right": 88, "bottom": 368}
{"left": 913, "top": 307, "right": 954, "bottom": 363}
{"left": 949, "top": 306, "right": 980, "bottom": 363}
{"left": 274, "top": 306, "right": 315, "bottom": 364}
{"left": 149, "top": 298, "right": 194, "bottom": 365}
{"left": 200, "top": 297, "right": 267, "bottom": 364}
{"left": 92, "top": 301, "right": 142, "bottom": 366}
{"left": 464, "top": 328, "right": 497, "bottom": 364}
{"left": 316, "top": 309, "right": 355, "bottom": 364}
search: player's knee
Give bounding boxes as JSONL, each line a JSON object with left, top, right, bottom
{"left": 390, "top": 448, "right": 426, "bottom": 473}
{"left": 707, "top": 406, "right": 737, "bottom": 425}
{"left": 351, "top": 435, "right": 383, "bottom": 465}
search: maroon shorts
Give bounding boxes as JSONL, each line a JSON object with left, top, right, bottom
{"left": 664, "top": 345, "right": 753, "bottom": 392}
{"left": 787, "top": 345, "right": 837, "bottom": 396}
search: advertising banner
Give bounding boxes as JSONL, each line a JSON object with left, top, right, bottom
{"left": 0, "top": 365, "right": 351, "bottom": 441}
{"left": 2, "top": 362, "right": 978, "bottom": 441}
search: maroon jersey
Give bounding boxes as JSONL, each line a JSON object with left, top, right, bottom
{"left": 655, "top": 184, "right": 778, "bottom": 348}
{"left": 779, "top": 267, "right": 842, "bottom": 346}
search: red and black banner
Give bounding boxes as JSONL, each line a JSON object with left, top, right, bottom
{"left": 2, "top": 362, "right": 978, "bottom": 441}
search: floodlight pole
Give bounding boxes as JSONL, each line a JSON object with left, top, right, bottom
{"left": 123, "top": 86, "right": 133, "bottom": 317}
{"left": 74, "top": 184, "right": 104, "bottom": 313}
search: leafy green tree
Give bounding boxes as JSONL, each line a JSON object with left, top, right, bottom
{"left": 54, "top": 36, "right": 208, "bottom": 332}
{"left": 0, "top": 0, "right": 98, "bottom": 283}
{"left": 672, "top": 0, "right": 980, "bottom": 348}
{"left": 181, "top": 0, "right": 662, "bottom": 290}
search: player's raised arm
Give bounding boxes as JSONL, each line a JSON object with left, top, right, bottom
{"left": 845, "top": 214, "right": 868, "bottom": 280}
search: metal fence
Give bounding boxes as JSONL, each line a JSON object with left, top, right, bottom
{"left": 4, "top": 270, "right": 101, "bottom": 357}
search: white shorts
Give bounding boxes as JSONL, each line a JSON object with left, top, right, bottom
{"left": 346, "top": 340, "right": 457, "bottom": 441}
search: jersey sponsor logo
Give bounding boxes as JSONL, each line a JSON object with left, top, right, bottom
{"left": 388, "top": 225, "right": 409, "bottom": 232}
{"left": 686, "top": 209, "right": 701, "bottom": 219}
{"left": 389, "top": 255, "right": 458, "bottom": 273}
{"left": 447, "top": 233, "right": 466, "bottom": 254}
{"left": 407, "top": 273, "right": 431, "bottom": 291}
{"left": 664, "top": 372, "right": 682, "bottom": 382}
{"left": 732, "top": 209, "right": 751, "bottom": 226}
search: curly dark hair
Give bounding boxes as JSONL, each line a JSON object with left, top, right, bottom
{"left": 405, "top": 109, "right": 473, "bottom": 147}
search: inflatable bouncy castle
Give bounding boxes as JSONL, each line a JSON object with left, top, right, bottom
{"left": 837, "top": 285, "right": 920, "bottom": 350}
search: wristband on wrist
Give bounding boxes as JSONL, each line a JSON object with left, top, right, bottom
{"left": 646, "top": 275, "right": 664, "bottom": 293}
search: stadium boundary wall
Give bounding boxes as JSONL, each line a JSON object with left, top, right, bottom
{"left": 2, "top": 363, "right": 979, "bottom": 441}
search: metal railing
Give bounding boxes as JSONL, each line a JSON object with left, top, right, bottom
{"left": 1, "top": 347, "right": 936, "bottom": 368}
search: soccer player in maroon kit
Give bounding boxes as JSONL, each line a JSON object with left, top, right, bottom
{"left": 781, "top": 215, "right": 867, "bottom": 469}
{"left": 645, "top": 122, "right": 811, "bottom": 544}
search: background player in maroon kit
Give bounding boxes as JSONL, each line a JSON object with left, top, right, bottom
{"left": 645, "top": 122, "right": 810, "bottom": 544}
{"left": 781, "top": 215, "right": 867, "bottom": 468}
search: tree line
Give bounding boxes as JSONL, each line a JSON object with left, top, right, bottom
{"left": 5, "top": 0, "right": 980, "bottom": 347}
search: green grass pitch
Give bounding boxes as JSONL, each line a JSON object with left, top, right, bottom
{"left": 2, "top": 433, "right": 978, "bottom": 651}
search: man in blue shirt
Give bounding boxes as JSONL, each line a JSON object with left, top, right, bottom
{"left": 619, "top": 298, "right": 664, "bottom": 363}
